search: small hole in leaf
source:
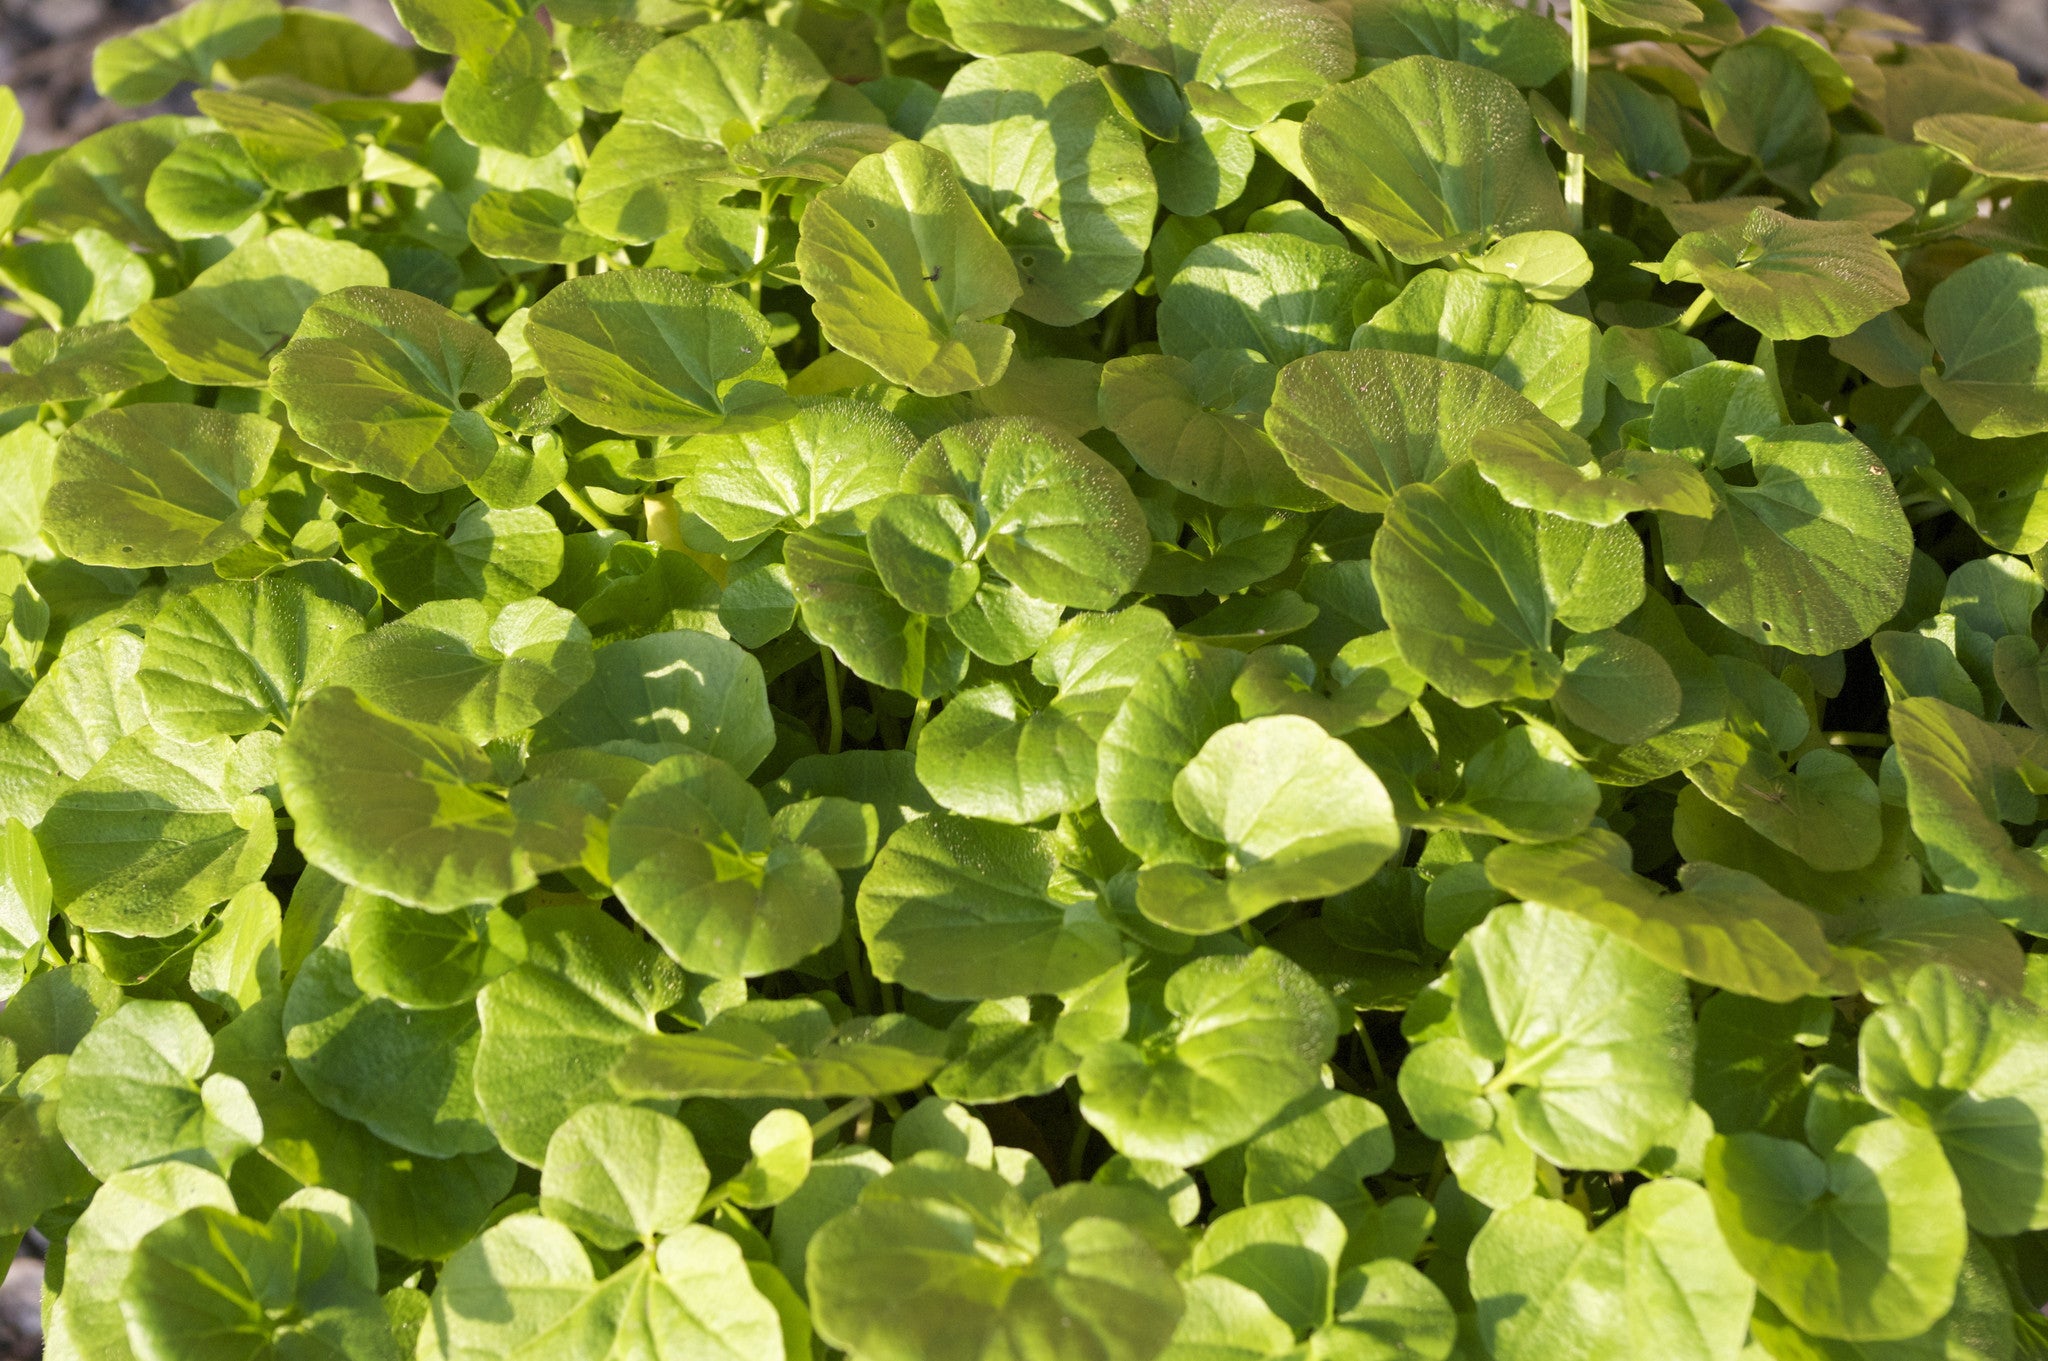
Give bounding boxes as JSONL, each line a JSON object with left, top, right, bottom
{"left": 1018, "top": 254, "right": 1035, "bottom": 268}
{"left": 1760, "top": 621, "right": 1772, "bottom": 631}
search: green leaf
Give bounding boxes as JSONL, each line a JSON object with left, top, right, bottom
{"left": 621, "top": 19, "right": 830, "bottom": 145}
{"left": 807, "top": 1153, "right": 1183, "bottom": 1361}
{"left": 342, "top": 502, "right": 563, "bottom": 612}
{"left": 915, "top": 606, "right": 1176, "bottom": 823}
{"left": 1920, "top": 252, "right": 2048, "bottom": 439}
{"left": 221, "top": 9, "right": 421, "bottom": 95}
{"left": 795, "top": 140, "right": 1022, "bottom": 396}
{"left": 1107, "top": 0, "right": 1356, "bottom": 131}
{"left": 1138, "top": 715, "right": 1400, "bottom": 933}
{"left": 43, "top": 1161, "right": 238, "bottom": 1359}
{"left": 0, "top": 320, "right": 166, "bottom": 409}
{"left": 922, "top": 53, "right": 1157, "bottom": 325}
{"left": 1916, "top": 113, "right": 2048, "bottom": 183}
{"left": 538, "top": 1102, "right": 709, "bottom": 1249}
{"left": 422, "top": 1213, "right": 788, "bottom": 1360}
{"left": 1486, "top": 829, "right": 1841, "bottom": 1001}
{"left": 908, "top": 416, "right": 1152, "bottom": 609}
{"left": 1266, "top": 348, "right": 1549, "bottom": 513}
{"left": 194, "top": 89, "right": 363, "bottom": 194}
{"left": 1403, "top": 902, "right": 1694, "bottom": 1171}
{"left": 129, "top": 227, "right": 388, "bottom": 386}
{"left": 1470, "top": 1180, "right": 1752, "bottom": 1361}
{"left": 343, "top": 892, "right": 522, "bottom": 1011}
{"left": 92, "top": 0, "right": 282, "bottom": 106}
{"left": 278, "top": 687, "right": 535, "bottom": 911}
{"left": 531, "top": 628, "right": 775, "bottom": 774}
{"left": 123, "top": 1189, "right": 398, "bottom": 1361}
{"left": 1467, "top": 420, "right": 1714, "bottom": 527}
{"left": 36, "top": 729, "right": 276, "bottom": 937}
{"left": 320, "top": 598, "right": 592, "bottom": 745}
{"left": 1158, "top": 232, "right": 1379, "bottom": 366}
{"left": 271, "top": 285, "right": 512, "bottom": 493}
{"left": 612, "top": 997, "right": 950, "bottom": 1100}
{"left": 137, "top": 568, "right": 367, "bottom": 739}
{"left": 1705, "top": 1118, "right": 1966, "bottom": 1342}
{"left": 473, "top": 903, "right": 688, "bottom": 1166}
{"left": 285, "top": 935, "right": 493, "bottom": 1157}
{"left": 1702, "top": 42, "right": 1831, "bottom": 191}
{"left": 1660, "top": 209, "right": 1909, "bottom": 342}
{"left": 856, "top": 812, "right": 1123, "bottom": 999}
{"left": 667, "top": 398, "right": 916, "bottom": 540}
{"left": 1353, "top": 269, "right": 1604, "bottom": 434}
{"left": 1097, "top": 352, "right": 1322, "bottom": 510}
{"left": 574, "top": 120, "right": 729, "bottom": 245}
{"left": 525, "top": 268, "right": 785, "bottom": 437}
{"left": 1097, "top": 640, "right": 1245, "bottom": 866}
{"left": 610, "top": 751, "right": 842, "bottom": 978}
{"left": 0, "top": 820, "right": 49, "bottom": 1001}
{"left": 42, "top": 404, "right": 276, "bottom": 569}
{"left": 1860, "top": 963, "right": 2048, "bottom": 1236}
{"left": 1645, "top": 361, "right": 1784, "bottom": 469}
{"left": 1660, "top": 424, "right": 1911, "bottom": 655}
{"left": 1374, "top": 461, "right": 1642, "bottom": 704}
{"left": 1348, "top": 0, "right": 1571, "bottom": 88}
{"left": 786, "top": 531, "right": 971, "bottom": 699}
{"left": 142, "top": 132, "right": 269, "bottom": 240}
{"left": 58, "top": 999, "right": 262, "bottom": 1179}
{"left": 1892, "top": 696, "right": 2048, "bottom": 933}
{"left": 467, "top": 188, "right": 613, "bottom": 264}
{"left": 1301, "top": 55, "right": 1570, "bottom": 264}
{"left": 1079, "top": 948, "right": 1340, "bottom": 1165}
{"left": 1418, "top": 723, "right": 1601, "bottom": 844}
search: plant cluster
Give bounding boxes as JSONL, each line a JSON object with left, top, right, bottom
{"left": 3, "top": 0, "right": 2048, "bottom": 1356}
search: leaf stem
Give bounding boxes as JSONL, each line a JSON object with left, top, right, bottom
{"left": 821, "top": 645, "right": 844, "bottom": 755}
{"left": 810, "top": 1096, "right": 873, "bottom": 1142}
{"left": 842, "top": 926, "right": 877, "bottom": 1013}
{"left": 1565, "top": 0, "right": 1589, "bottom": 231}
{"left": 555, "top": 481, "right": 612, "bottom": 531}
{"left": 1353, "top": 1015, "right": 1387, "bottom": 1091}
{"left": 871, "top": 13, "right": 893, "bottom": 77}
{"left": 905, "top": 697, "right": 932, "bottom": 751}
{"left": 1677, "top": 289, "right": 1718, "bottom": 334}
{"left": 1826, "top": 731, "right": 1893, "bottom": 749}
{"left": 346, "top": 181, "right": 362, "bottom": 228}
{"left": 1891, "top": 389, "right": 1934, "bottom": 438}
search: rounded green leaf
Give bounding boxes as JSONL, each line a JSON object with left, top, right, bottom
{"left": 92, "top": 0, "right": 282, "bottom": 106}
{"left": 43, "top": 404, "right": 277, "bottom": 568}
{"left": 319, "top": 598, "right": 594, "bottom": 745}
{"left": 525, "top": 268, "right": 785, "bottom": 437}
{"left": 473, "top": 903, "right": 689, "bottom": 1166}
{"left": 1921, "top": 252, "right": 2048, "bottom": 439}
{"left": 1158, "top": 231, "right": 1378, "bottom": 366}
{"left": 142, "top": 131, "right": 268, "bottom": 240}
{"left": 278, "top": 688, "right": 535, "bottom": 911}
{"left": 1471, "top": 1180, "right": 1752, "bottom": 1361}
{"left": 1487, "top": 829, "right": 1841, "bottom": 1002}
{"left": 807, "top": 1153, "right": 1183, "bottom": 1361}
{"left": 1661, "top": 424, "right": 1911, "bottom": 655}
{"left": 128, "top": 227, "right": 387, "bottom": 386}
{"left": 908, "top": 416, "right": 1151, "bottom": 609}
{"left": 1349, "top": 0, "right": 1571, "bottom": 87}
{"left": 285, "top": 936, "right": 493, "bottom": 1158}
{"left": 1705, "top": 1118, "right": 1966, "bottom": 1342}
{"left": 1267, "top": 348, "right": 1548, "bottom": 513}
{"left": 138, "top": 568, "right": 368, "bottom": 739}
{"left": 344, "top": 893, "right": 525, "bottom": 1011}
{"left": 1079, "top": 948, "right": 1340, "bottom": 1165}
{"left": 530, "top": 628, "right": 775, "bottom": 775}
{"left": 538, "top": 1102, "right": 710, "bottom": 1250}
{"left": 613, "top": 998, "right": 950, "bottom": 1100}
{"left": 271, "top": 286, "right": 512, "bottom": 493}
{"left": 670, "top": 398, "right": 917, "bottom": 541}
{"left": 1860, "top": 963, "right": 2048, "bottom": 1236}
{"left": 1660, "top": 208, "right": 1909, "bottom": 342}
{"left": 785, "top": 531, "right": 971, "bottom": 700}
{"left": 856, "top": 812, "right": 1123, "bottom": 1000}
{"left": 1098, "top": 351, "right": 1324, "bottom": 510}
{"left": 620, "top": 19, "right": 830, "bottom": 144}
{"left": 610, "top": 750, "right": 843, "bottom": 979}
{"left": 923, "top": 53, "right": 1157, "bottom": 326}
{"left": 1096, "top": 641, "right": 1245, "bottom": 866}
{"left": 193, "top": 88, "right": 361, "bottom": 192}
{"left": 795, "top": 140, "right": 1022, "bottom": 396}
{"left": 58, "top": 999, "right": 260, "bottom": 1180}
{"left": 36, "top": 729, "right": 276, "bottom": 937}
{"left": 1302, "top": 55, "right": 1569, "bottom": 263}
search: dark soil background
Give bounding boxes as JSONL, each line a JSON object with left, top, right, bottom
{"left": 0, "top": 0, "right": 2040, "bottom": 1356}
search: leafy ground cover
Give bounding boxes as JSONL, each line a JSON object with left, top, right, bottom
{"left": 4, "top": 0, "right": 2048, "bottom": 1357}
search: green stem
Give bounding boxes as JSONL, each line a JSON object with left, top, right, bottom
{"left": 1565, "top": 0, "right": 1589, "bottom": 231}
{"left": 1724, "top": 162, "right": 1764, "bottom": 199}
{"left": 345, "top": 181, "right": 362, "bottom": 228}
{"left": 841, "top": 927, "right": 877, "bottom": 1013}
{"left": 905, "top": 697, "right": 932, "bottom": 751}
{"left": 1677, "top": 289, "right": 1718, "bottom": 334}
{"left": 1353, "top": 1016, "right": 1387, "bottom": 1091}
{"left": 555, "top": 482, "right": 612, "bottom": 531}
{"left": 1891, "top": 389, "right": 1934, "bottom": 438}
{"left": 1067, "top": 1096, "right": 1093, "bottom": 1180}
{"left": 871, "top": 13, "right": 893, "bottom": 77}
{"left": 1827, "top": 731, "right": 1893, "bottom": 749}
{"left": 810, "top": 1097, "right": 873, "bottom": 1142}
{"left": 820, "top": 645, "right": 844, "bottom": 755}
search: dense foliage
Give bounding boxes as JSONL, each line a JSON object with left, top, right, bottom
{"left": 4, "top": 0, "right": 2048, "bottom": 1355}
